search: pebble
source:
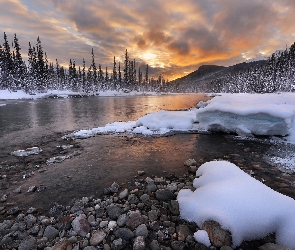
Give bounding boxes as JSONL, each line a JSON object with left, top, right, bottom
{"left": 0, "top": 167, "right": 287, "bottom": 250}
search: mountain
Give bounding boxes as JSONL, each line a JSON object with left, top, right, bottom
{"left": 170, "top": 60, "right": 267, "bottom": 92}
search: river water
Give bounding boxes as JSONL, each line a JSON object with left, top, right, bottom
{"left": 0, "top": 94, "right": 295, "bottom": 214}
{"left": 0, "top": 94, "right": 210, "bottom": 147}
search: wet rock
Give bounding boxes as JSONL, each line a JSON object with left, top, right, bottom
{"left": 188, "top": 165, "right": 198, "bottom": 173}
{"left": 168, "top": 200, "right": 180, "bottom": 215}
{"left": 117, "top": 214, "right": 127, "bottom": 227}
{"left": 155, "top": 189, "right": 176, "bottom": 202}
{"left": 111, "top": 238, "right": 126, "bottom": 250}
{"left": 71, "top": 214, "right": 90, "bottom": 237}
{"left": 176, "top": 225, "right": 191, "bottom": 241}
{"left": 150, "top": 239, "right": 161, "bottom": 250}
{"left": 43, "top": 225, "right": 59, "bottom": 239}
{"left": 128, "top": 194, "right": 139, "bottom": 204}
{"left": 146, "top": 182, "right": 157, "bottom": 193}
{"left": 90, "top": 230, "right": 106, "bottom": 246}
{"left": 148, "top": 210, "right": 159, "bottom": 221}
{"left": 83, "top": 246, "right": 97, "bottom": 250}
{"left": 114, "top": 227, "right": 134, "bottom": 240}
{"left": 125, "top": 211, "right": 147, "bottom": 230}
{"left": 203, "top": 220, "right": 231, "bottom": 247}
{"left": 171, "top": 240, "right": 185, "bottom": 250}
{"left": 52, "top": 240, "right": 72, "bottom": 250}
{"left": 133, "top": 236, "right": 146, "bottom": 250}
{"left": 13, "top": 186, "right": 22, "bottom": 193}
{"left": 140, "top": 194, "right": 152, "bottom": 206}
{"left": 135, "top": 224, "right": 148, "bottom": 238}
{"left": 27, "top": 185, "right": 37, "bottom": 193}
{"left": 24, "top": 214, "right": 37, "bottom": 228}
{"left": 18, "top": 236, "right": 37, "bottom": 250}
{"left": 118, "top": 188, "right": 129, "bottom": 199}
{"left": 137, "top": 170, "right": 146, "bottom": 176}
{"left": 184, "top": 159, "right": 197, "bottom": 167}
{"left": 7, "top": 206, "right": 20, "bottom": 215}
{"left": 106, "top": 205, "right": 123, "bottom": 220}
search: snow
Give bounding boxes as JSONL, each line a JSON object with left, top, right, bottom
{"left": 197, "top": 93, "right": 295, "bottom": 137}
{"left": 194, "top": 230, "right": 211, "bottom": 247}
{"left": 0, "top": 89, "right": 160, "bottom": 100}
{"left": 11, "top": 147, "right": 42, "bottom": 157}
{"left": 177, "top": 160, "right": 295, "bottom": 249}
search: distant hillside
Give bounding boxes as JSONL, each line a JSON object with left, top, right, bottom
{"left": 170, "top": 60, "right": 267, "bottom": 92}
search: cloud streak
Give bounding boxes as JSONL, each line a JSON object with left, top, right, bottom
{"left": 1, "top": 0, "right": 295, "bottom": 80}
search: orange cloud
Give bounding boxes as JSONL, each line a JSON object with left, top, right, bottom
{"left": 1, "top": 0, "right": 295, "bottom": 80}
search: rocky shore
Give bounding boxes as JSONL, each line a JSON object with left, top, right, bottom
{"left": 0, "top": 161, "right": 289, "bottom": 250}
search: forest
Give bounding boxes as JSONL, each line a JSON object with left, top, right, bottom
{"left": 0, "top": 33, "right": 168, "bottom": 94}
{"left": 1, "top": 32, "right": 295, "bottom": 94}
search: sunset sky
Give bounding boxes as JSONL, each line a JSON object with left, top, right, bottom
{"left": 1, "top": 0, "right": 295, "bottom": 80}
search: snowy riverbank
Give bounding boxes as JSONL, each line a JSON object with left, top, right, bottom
{"left": 0, "top": 89, "right": 163, "bottom": 100}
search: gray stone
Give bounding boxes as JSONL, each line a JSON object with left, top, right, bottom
{"left": 155, "top": 189, "right": 176, "bottom": 202}
{"left": 176, "top": 225, "right": 191, "bottom": 241}
{"left": 13, "top": 186, "right": 22, "bottom": 193}
{"left": 83, "top": 247, "right": 97, "bottom": 250}
{"left": 68, "top": 236, "right": 78, "bottom": 243}
{"left": 118, "top": 188, "right": 129, "bottom": 199}
{"left": 71, "top": 214, "right": 90, "bottom": 237}
{"left": 128, "top": 194, "right": 139, "bottom": 204}
{"left": 184, "top": 159, "right": 197, "bottom": 166}
{"left": 135, "top": 224, "right": 148, "bottom": 238}
{"left": 90, "top": 230, "right": 106, "bottom": 246}
{"left": 43, "top": 225, "right": 59, "bottom": 239}
{"left": 146, "top": 182, "right": 157, "bottom": 193}
{"left": 259, "top": 243, "right": 290, "bottom": 250}
{"left": 6, "top": 206, "right": 20, "bottom": 215}
{"left": 110, "top": 182, "right": 120, "bottom": 193}
{"left": 126, "top": 211, "right": 147, "bottom": 230}
{"left": 168, "top": 200, "right": 180, "bottom": 215}
{"left": 150, "top": 240, "right": 160, "bottom": 250}
{"left": 203, "top": 220, "right": 231, "bottom": 247}
{"left": 171, "top": 241, "right": 185, "bottom": 250}
{"left": 188, "top": 165, "right": 198, "bottom": 173}
{"left": 52, "top": 240, "right": 72, "bottom": 250}
{"left": 117, "top": 214, "right": 127, "bottom": 227}
{"left": 111, "top": 238, "right": 125, "bottom": 250}
{"left": 140, "top": 194, "right": 152, "bottom": 206}
{"left": 27, "top": 186, "right": 37, "bottom": 193}
{"left": 24, "top": 214, "right": 37, "bottom": 228}
{"left": 107, "top": 205, "right": 123, "bottom": 220}
{"left": 133, "top": 236, "right": 146, "bottom": 250}
{"left": 114, "top": 228, "right": 134, "bottom": 240}
{"left": 18, "top": 236, "right": 37, "bottom": 250}
{"left": 148, "top": 210, "right": 159, "bottom": 221}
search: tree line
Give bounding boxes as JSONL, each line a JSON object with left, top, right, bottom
{"left": 169, "top": 42, "right": 295, "bottom": 93}
{"left": 0, "top": 32, "right": 169, "bottom": 94}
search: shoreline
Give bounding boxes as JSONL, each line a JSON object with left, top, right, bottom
{"left": 0, "top": 166, "right": 287, "bottom": 250}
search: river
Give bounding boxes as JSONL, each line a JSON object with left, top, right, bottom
{"left": 0, "top": 94, "right": 294, "bottom": 215}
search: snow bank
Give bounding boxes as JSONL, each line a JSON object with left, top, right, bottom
{"left": 0, "top": 89, "right": 161, "bottom": 100}
{"left": 66, "top": 110, "right": 198, "bottom": 138}
{"left": 0, "top": 89, "right": 84, "bottom": 100}
{"left": 177, "top": 160, "right": 295, "bottom": 249}
{"left": 197, "top": 93, "right": 295, "bottom": 137}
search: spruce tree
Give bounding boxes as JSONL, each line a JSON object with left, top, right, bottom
{"left": 13, "top": 33, "right": 26, "bottom": 88}
{"left": 145, "top": 64, "right": 149, "bottom": 83}
{"left": 113, "top": 56, "right": 117, "bottom": 82}
{"left": 124, "top": 49, "right": 129, "bottom": 84}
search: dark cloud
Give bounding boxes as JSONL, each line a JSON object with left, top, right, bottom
{"left": 1, "top": 0, "right": 295, "bottom": 79}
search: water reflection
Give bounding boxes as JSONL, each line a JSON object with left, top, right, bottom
{"left": 0, "top": 94, "right": 210, "bottom": 148}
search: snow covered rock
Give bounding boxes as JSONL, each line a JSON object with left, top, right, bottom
{"left": 177, "top": 160, "right": 295, "bottom": 249}
{"left": 197, "top": 93, "right": 295, "bottom": 137}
